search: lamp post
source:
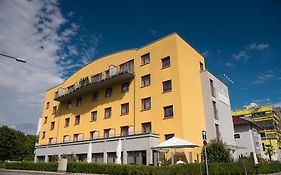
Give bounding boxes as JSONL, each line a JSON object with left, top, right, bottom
{"left": 0, "top": 53, "right": 27, "bottom": 63}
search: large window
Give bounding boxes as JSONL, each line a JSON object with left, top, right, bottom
{"left": 162, "top": 80, "right": 172, "bottom": 92}
{"left": 141, "top": 53, "right": 150, "bottom": 65}
{"left": 105, "top": 88, "right": 112, "bottom": 98}
{"left": 141, "top": 74, "right": 150, "bottom": 87}
{"left": 50, "top": 121, "right": 55, "bottom": 130}
{"left": 142, "top": 122, "right": 151, "bottom": 133}
{"left": 104, "top": 107, "right": 112, "bottom": 119}
{"left": 121, "top": 82, "right": 129, "bottom": 93}
{"left": 64, "top": 118, "right": 70, "bottom": 127}
{"left": 76, "top": 98, "right": 82, "bottom": 107}
{"left": 141, "top": 97, "right": 151, "bottom": 110}
{"left": 121, "top": 103, "right": 129, "bottom": 115}
{"left": 75, "top": 115, "right": 80, "bottom": 125}
{"left": 91, "top": 111, "right": 97, "bottom": 121}
{"left": 121, "top": 126, "right": 129, "bottom": 136}
{"left": 161, "top": 56, "right": 170, "bottom": 68}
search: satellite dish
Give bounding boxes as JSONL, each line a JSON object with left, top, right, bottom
{"left": 109, "top": 65, "right": 118, "bottom": 77}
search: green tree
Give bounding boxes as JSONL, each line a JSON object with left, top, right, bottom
{"left": 0, "top": 126, "right": 37, "bottom": 161}
{"left": 202, "top": 139, "right": 231, "bottom": 163}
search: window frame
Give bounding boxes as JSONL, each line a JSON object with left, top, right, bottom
{"left": 91, "top": 111, "right": 98, "bottom": 121}
{"left": 141, "top": 97, "right": 151, "bottom": 111}
{"left": 64, "top": 117, "right": 70, "bottom": 127}
{"left": 105, "top": 88, "right": 112, "bottom": 98}
{"left": 76, "top": 98, "right": 82, "bottom": 107}
{"left": 162, "top": 80, "right": 172, "bottom": 93}
{"left": 75, "top": 115, "right": 80, "bottom": 125}
{"left": 141, "top": 74, "right": 151, "bottom": 87}
{"left": 161, "top": 56, "right": 171, "bottom": 69}
{"left": 50, "top": 121, "right": 55, "bottom": 130}
{"left": 164, "top": 105, "right": 174, "bottom": 118}
{"left": 92, "top": 92, "right": 99, "bottom": 102}
{"left": 121, "top": 82, "right": 129, "bottom": 93}
{"left": 121, "top": 103, "right": 129, "bottom": 115}
{"left": 104, "top": 107, "right": 112, "bottom": 119}
{"left": 141, "top": 53, "right": 150, "bottom": 66}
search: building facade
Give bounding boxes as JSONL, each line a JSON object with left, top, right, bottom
{"left": 232, "top": 116, "right": 265, "bottom": 159}
{"left": 232, "top": 104, "right": 281, "bottom": 161}
{"left": 35, "top": 33, "right": 235, "bottom": 164}
{"left": 200, "top": 71, "right": 236, "bottom": 147}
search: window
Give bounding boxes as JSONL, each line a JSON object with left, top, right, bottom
{"left": 44, "top": 116, "right": 48, "bottom": 124}
{"left": 200, "top": 62, "right": 204, "bottom": 72}
{"left": 73, "top": 134, "right": 79, "bottom": 142}
{"left": 141, "top": 97, "right": 151, "bottom": 110}
{"left": 210, "top": 79, "right": 215, "bottom": 97}
{"left": 75, "top": 115, "right": 80, "bottom": 125}
{"left": 234, "top": 134, "right": 240, "bottom": 139}
{"left": 212, "top": 101, "right": 218, "bottom": 120}
{"left": 91, "top": 111, "right": 97, "bottom": 121}
{"left": 52, "top": 106, "right": 57, "bottom": 114}
{"left": 90, "top": 131, "right": 99, "bottom": 139}
{"left": 46, "top": 102, "right": 50, "bottom": 109}
{"left": 104, "top": 107, "right": 112, "bottom": 119}
{"left": 121, "top": 126, "right": 129, "bottom": 136}
{"left": 121, "top": 103, "right": 129, "bottom": 115}
{"left": 76, "top": 98, "right": 82, "bottom": 107}
{"left": 141, "top": 53, "right": 150, "bottom": 65}
{"left": 162, "top": 56, "right": 170, "bottom": 68}
{"left": 50, "top": 121, "right": 55, "bottom": 130}
{"left": 105, "top": 88, "right": 112, "bottom": 98}
{"left": 121, "top": 82, "right": 129, "bottom": 93}
{"left": 92, "top": 92, "right": 99, "bottom": 102}
{"left": 163, "top": 80, "right": 172, "bottom": 92}
{"left": 41, "top": 131, "right": 45, "bottom": 139}
{"left": 141, "top": 75, "right": 150, "bottom": 87}
{"left": 142, "top": 122, "right": 151, "bottom": 133}
{"left": 104, "top": 129, "right": 110, "bottom": 138}
{"left": 49, "top": 138, "right": 53, "bottom": 144}
{"left": 164, "top": 105, "right": 174, "bottom": 118}
{"left": 63, "top": 135, "right": 70, "bottom": 143}
{"left": 65, "top": 118, "right": 70, "bottom": 127}
{"left": 165, "top": 134, "right": 174, "bottom": 140}
{"left": 215, "top": 124, "right": 220, "bottom": 139}
{"left": 66, "top": 101, "right": 72, "bottom": 109}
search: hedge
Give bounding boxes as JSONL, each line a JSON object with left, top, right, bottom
{"left": 2, "top": 161, "right": 281, "bottom": 175}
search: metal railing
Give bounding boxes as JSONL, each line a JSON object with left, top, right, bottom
{"left": 54, "top": 61, "right": 134, "bottom": 99}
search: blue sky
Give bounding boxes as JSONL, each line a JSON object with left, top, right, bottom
{"left": 59, "top": 0, "right": 281, "bottom": 108}
{"left": 0, "top": 0, "right": 280, "bottom": 133}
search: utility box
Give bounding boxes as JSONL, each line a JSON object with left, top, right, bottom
{"left": 58, "top": 158, "right": 67, "bottom": 172}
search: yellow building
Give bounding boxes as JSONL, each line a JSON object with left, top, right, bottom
{"left": 35, "top": 33, "right": 212, "bottom": 164}
{"left": 232, "top": 104, "right": 281, "bottom": 160}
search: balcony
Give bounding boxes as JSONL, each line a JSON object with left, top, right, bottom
{"left": 54, "top": 60, "right": 134, "bottom": 102}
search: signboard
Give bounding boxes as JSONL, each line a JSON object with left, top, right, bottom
{"left": 202, "top": 130, "right": 207, "bottom": 140}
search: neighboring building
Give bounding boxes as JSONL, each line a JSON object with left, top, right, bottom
{"left": 35, "top": 33, "right": 235, "bottom": 165}
{"left": 232, "top": 116, "right": 265, "bottom": 159}
{"left": 200, "top": 71, "right": 236, "bottom": 149}
{"left": 232, "top": 104, "right": 281, "bottom": 161}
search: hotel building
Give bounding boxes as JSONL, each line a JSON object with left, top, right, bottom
{"left": 35, "top": 33, "right": 235, "bottom": 165}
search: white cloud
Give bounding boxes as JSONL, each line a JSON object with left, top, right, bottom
{"left": 249, "top": 43, "right": 269, "bottom": 50}
{"left": 0, "top": 0, "right": 99, "bottom": 134}
{"left": 232, "top": 51, "right": 250, "bottom": 61}
{"left": 225, "top": 62, "right": 234, "bottom": 67}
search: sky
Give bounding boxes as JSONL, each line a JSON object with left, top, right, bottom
{"left": 0, "top": 0, "right": 280, "bottom": 134}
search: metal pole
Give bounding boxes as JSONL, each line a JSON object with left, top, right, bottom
{"left": 204, "top": 146, "right": 209, "bottom": 175}
{"left": 0, "top": 53, "right": 26, "bottom": 63}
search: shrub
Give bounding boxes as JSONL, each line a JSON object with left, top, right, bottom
{"left": 5, "top": 161, "right": 57, "bottom": 172}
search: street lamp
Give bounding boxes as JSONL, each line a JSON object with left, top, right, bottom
{"left": 0, "top": 53, "right": 27, "bottom": 63}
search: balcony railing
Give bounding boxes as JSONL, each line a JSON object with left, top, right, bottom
{"left": 54, "top": 60, "right": 134, "bottom": 102}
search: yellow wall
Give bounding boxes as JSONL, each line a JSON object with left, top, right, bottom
{"left": 39, "top": 33, "right": 207, "bottom": 161}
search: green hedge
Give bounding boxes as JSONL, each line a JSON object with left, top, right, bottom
{"left": 4, "top": 161, "right": 58, "bottom": 172}
{"left": 2, "top": 161, "right": 281, "bottom": 175}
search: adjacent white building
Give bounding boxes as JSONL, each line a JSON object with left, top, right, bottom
{"left": 200, "top": 71, "right": 237, "bottom": 156}
{"left": 232, "top": 116, "right": 265, "bottom": 159}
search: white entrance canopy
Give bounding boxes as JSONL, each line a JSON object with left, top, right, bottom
{"left": 153, "top": 137, "right": 198, "bottom": 149}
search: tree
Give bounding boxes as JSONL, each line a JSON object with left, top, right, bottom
{"left": 202, "top": 139, "right": 231, "bottom": 163}
{"left": 0, "top": 126, "right": 37, "bottom": 161}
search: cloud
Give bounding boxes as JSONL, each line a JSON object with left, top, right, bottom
{"left": 225, "top": 62, "right": 234, "bottom": 67}
{"left": 252, "top": 70, "right": 278, "bottom": 85}
{"left": 249, "top": 43, "right": 269, "bottom": 50}
{"left": 232, "top": 51, "right": 250, "bottom": 61}
{"left": 0, "top": 0, "right": 99, "bottom": 134}
{"left": 201, "top": 50, "right": 209, "bottom": 57}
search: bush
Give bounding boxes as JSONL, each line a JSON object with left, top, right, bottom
{"left": 5, "top": 161, "right": 57, "bottom": 172}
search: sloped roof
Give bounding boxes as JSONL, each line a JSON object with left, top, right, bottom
{"left": 232, "top": 116, "right": 262, "bottom": 129}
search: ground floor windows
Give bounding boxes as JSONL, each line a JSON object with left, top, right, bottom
{"left": 127, "top": 151, "right": 146, "bottom": 165}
